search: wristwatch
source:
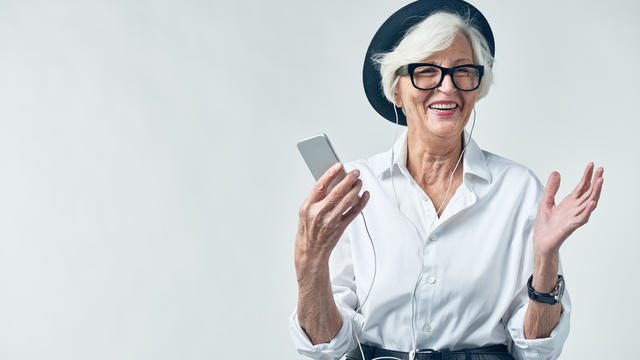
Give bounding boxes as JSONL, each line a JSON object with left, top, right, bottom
{"left": 527, "top": 274, "right": 564, "bottom": 305}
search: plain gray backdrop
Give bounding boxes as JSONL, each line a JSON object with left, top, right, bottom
{"left": 0, "top": 0, "right": 638, "bottom": 359}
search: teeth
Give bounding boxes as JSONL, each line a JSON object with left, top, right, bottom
{"left": 429, "top": 103, "right": 457, "bottom": 110}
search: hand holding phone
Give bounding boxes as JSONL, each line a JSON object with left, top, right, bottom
{"left": 295, "top": 133, "right": 370, "bottom": 267}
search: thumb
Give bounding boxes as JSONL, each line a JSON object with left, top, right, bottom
{"left": 542, "top": 171, "right": 561, "bottom": 208}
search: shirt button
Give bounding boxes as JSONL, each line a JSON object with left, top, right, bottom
{"left": 427, "top": 276, "right": 436, "bottom": 284}
{"left": 429, "top": 234, "right": 438, "bottom": 242}
{"left": 423, "top": 323, "right": 432, "bottom": 332}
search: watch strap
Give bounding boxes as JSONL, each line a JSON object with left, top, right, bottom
{"left": 527, "top": 274, "right": 564, "bottom": 305}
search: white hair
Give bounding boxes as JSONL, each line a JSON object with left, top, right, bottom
{"left": 371, "top": 11, "right": 494, "bottom": 106}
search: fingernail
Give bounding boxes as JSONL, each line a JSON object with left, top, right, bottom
{"left": 333, "top": 162, "right": 342, "bottom": 171}
{"left": 354, "top": 169, "right": 360, "bottom": 176}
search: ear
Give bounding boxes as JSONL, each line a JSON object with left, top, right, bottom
{"left": 393, "top": 88, "right": 404, "bottom": 108}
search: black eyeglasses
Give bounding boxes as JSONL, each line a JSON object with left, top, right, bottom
{"left": 396, "top": 63, "right": 484, "bottom": 91}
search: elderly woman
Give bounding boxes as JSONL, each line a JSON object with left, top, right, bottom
{"left": 289, "top": 1, "right": 603, "bottom": 360}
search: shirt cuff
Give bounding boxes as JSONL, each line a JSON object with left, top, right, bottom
{"left": 507, "top": 299, "right": 571, "bottom": 360}
{"left": 288, "top": 306, "right": 358, "bottom": 360}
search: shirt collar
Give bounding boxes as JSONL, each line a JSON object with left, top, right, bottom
{"left": 374, "top": 127, "right": 492, "bottom": 184}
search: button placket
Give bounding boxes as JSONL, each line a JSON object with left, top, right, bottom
{"left": 418, "top": 245, "right": 438, "bottom": 334}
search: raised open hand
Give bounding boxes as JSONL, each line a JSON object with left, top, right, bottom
{"left": 533, "top": 162, "right": 604, "bottom": 256}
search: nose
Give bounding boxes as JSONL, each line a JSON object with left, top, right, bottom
{"left": 437, "top": 73, "right": 456, "bottom": 94}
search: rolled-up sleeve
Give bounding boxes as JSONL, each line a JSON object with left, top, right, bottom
{"left": 505, "top": 291, "right": 571, "bottom": 360}
{"left": 289, "top": 305, "right": 361, "bottom": 360}
{"left": 288, "top": 227, "right": 365, "bottom": 360}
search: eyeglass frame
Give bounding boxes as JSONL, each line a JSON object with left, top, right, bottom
{"left": 396, "top": 63, "right": 485, "bottom": 91}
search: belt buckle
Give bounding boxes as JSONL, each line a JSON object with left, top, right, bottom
{"left": 417, "top": 348, "right": 436, "bottom": 354}
{"left": 414, "top": 349, "right": 439, "bottom": 360}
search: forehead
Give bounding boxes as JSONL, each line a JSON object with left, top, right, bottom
{"left": 423, "top": 31, "right": 473, "bottom": 65}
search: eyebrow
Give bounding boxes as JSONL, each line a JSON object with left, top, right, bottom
{"left": 454, "top": 58, "right": 473, "bottom": 64}
{"left": 425, "top": 58, "right": 474, "bottom": 65}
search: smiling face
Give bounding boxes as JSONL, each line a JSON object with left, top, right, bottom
{"left": 394, "top": 31, "right": 478, "bottom": 139}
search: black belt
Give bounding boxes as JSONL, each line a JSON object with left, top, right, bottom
{"left": 345, "top": 343, "right": 510, "bottom": 360}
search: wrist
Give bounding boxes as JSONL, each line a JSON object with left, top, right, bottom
{"left": 532, "top": 251, "right": 559, "bottom": 293}
{"left": 533, "top": 236, "right": 562, "bottom": 258}
{"left": 296, "top": 257, "right": 330, "bottom": 286}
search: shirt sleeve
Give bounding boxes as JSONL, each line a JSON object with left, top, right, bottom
{"left": 502, "top": 175, "right": 572, "bottom": 360}
{"left": 288, "top": 228, "right": 365, "bottom": 360}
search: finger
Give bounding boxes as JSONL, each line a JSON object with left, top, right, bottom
{"left": 578, "top": 166, "right": 604, "bottom": 204}
{"left": 323, "top": 169, "right": 361, "bottom": 208}
{"left": 340, "top": 191, "right": 370, "bottom": 223}
{"left": 574, "top": 200, "right": 596, "bottom": 224}
{"left": 573, "top": 196, "right": 592, "bottom": 217}
{"left": 330, "top": 179, "right": 364, "bottom": 219}
{"left": 588, "top": 176, "right": 604, "bottom": 207}
{"left": 572, "top": 162, "right": 594, "bottom": 198}
{"left": 305, "top": 162, "right": 345, "bottom": 204}
{"left": 542, "top": 171, "right": 561, "bottom": 208}
{"left": 574, "top": 176, "right": 602, "bottom": 217}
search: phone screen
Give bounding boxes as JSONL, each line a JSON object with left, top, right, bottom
{"left": 297, "top": 133, "right": 347, "bottom": 194}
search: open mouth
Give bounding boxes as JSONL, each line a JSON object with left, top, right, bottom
{"left": 428, "top": 103, "right": 459, "bottom": 114}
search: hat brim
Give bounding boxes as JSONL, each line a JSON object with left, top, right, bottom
{"left": 362, "top": 0, "right": 495, "bottom": 126}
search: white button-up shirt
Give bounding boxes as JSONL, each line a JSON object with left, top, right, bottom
{"left": 289, "top": 128, "right": 571, "bottom": 360}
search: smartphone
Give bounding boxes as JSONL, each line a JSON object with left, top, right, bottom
{"left": 297, "top": 133, "right": 347, "bottom": 195}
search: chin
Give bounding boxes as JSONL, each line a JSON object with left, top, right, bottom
{"left": 426, "top": 115, "right": 462, "bottom": 127}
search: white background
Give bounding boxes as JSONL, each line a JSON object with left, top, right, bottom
{"left": 0, "top": 0, "right": 638, "bottom": 359}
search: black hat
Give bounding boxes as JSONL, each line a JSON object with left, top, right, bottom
{"left": 362, "top": 0, "right": 495, "bottom": 126}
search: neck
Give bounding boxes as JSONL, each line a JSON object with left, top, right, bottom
{"left": 405, "top": 128, "right": 464, "bottom": 188}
